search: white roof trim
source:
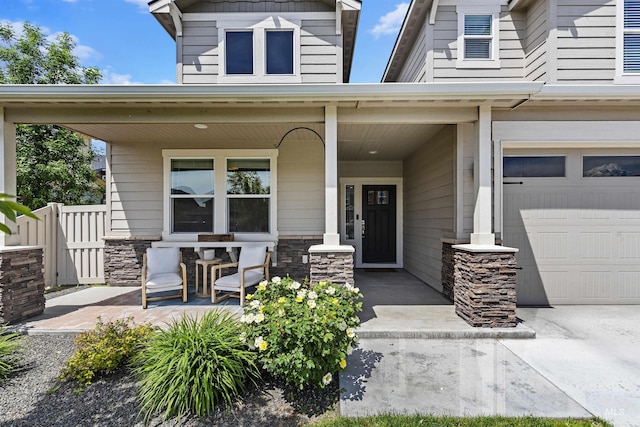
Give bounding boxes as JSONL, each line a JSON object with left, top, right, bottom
{"left": 0, "top": 82, "right": 543, "bottom": 104}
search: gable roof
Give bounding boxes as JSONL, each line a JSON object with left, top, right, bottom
{"left": 149, "top": 0, "right": 361, "bottom": 82}
{"left": 382, "top": 0, "right": 432, "bottom": 83}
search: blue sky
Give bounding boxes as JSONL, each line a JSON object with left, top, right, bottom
{"left": 1, "top": 0, "right": 409, "bottom": 84}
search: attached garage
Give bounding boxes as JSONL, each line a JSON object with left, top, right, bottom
{"left": 502, "top": 149, "right": 640, "bottom": 305}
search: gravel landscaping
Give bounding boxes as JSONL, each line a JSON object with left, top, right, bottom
{"left": 0, "top": 334, "right": 339, "bottom": 427}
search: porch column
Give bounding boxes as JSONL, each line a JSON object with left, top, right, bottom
{"left": 471, "top": 104, "right": 495, "bottom": 245}
{"left": 324, "top": 105, "right": 340, "bottom": 245}
{"left": 0, "top": 109, "right": 20, "bottom": 246}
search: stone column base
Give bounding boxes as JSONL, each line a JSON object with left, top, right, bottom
{"left": 309, "top": 244, "right": 355, "bottom": 286}
{"left": 452, "top": 244, "right": 518, "bottom": 328}
{"left": 103, "top": 237, "right": 161, "bottom": 286}
{"left": 0, "top": 246, "right": 45, "bottom": 323}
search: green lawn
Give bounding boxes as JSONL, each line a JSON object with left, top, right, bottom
{"left": 312, "top": 415, "right": 612, "bottom": 427}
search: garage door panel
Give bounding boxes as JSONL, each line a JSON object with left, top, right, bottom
{"left": 503, "top": 149, "right": 640, "bottom": 305}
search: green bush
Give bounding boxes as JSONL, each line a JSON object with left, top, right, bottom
{"left": 0, "top": 326, "right": 21, "bottom": 380}
{"left": 133, "top": 310, "right": 260, "bottom": 421}
{"left": 61, "top": 316, "right": 155, "bottom": 386}
{"left": 241, "top": 276, "right": 362, "bottom": 389}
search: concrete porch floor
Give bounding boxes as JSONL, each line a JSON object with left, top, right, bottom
{"left": 19, "top": 269, "right": 534, "bottom": 339}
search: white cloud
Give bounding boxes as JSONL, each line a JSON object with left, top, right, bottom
{"left": 62, "top": 0, "right": 79, "bottom": 3}
{"left": 124, "top": 0, "right": 149, "bottom": 10}
{"left": 100, "top": 70, "right": 143, "bottom": 85}
{"left": 369, "top": 3, "right": 410, "bottom": 39}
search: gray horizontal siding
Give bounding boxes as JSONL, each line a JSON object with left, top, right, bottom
{"left": 181, "top": 21, "right": 218, "bottom": 84}
{"left": 403, "top": 126, "right": 455, "bottom": 291}
{"left": 525, "top": 0, "right": 547, "bottom": 81}
{"left": 398, "top": 20, "right": 428, "bottom": 82}
{"left": 431, "top": 6, "right": 524, "bottom": 82}
{"left": 556, "top": 0, "right": 616, "bottom": 83}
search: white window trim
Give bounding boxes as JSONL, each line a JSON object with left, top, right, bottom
{"left": 217, "top": 16, "right": 302, "bottom": 84}
{"left": 162, "top": 149, "right": 278, "bottom": 242}
{"left": 616, "top": 0, "right": 640, "bottom": 83}
{"left": 455, "top": 5, "right": 501, "bottom": 69}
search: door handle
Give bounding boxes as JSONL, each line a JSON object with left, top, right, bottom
{"left": 361, "top": 219, "right": 366, "bottom": 238}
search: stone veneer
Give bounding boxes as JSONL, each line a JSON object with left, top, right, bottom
{"left": 0, "top": 247, "right": 45, "bottom": 323}
{"left": 103, "top": 237, "right": 161, "bottom": 286}
{"left": 270, "top": 236, "right": 322, "bottom": 281}
{"left": 441, "top": 242, "right": 455, "bottom": 301}
{"left": 309, "top": 245, "right": 355, "bottom": 286}
{"left": 452, "top": 245, "right": 518, "bottom": 328}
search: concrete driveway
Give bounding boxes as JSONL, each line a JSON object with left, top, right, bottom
{"left": 502, "top": 306, "right": 640, "bottom": 427}
{"left": 341, "top": 305, "right": 640, "bottom": 426}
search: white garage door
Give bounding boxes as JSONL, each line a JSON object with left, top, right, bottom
{"left": 503, "top": 149, "right": 640, "bottom": 305}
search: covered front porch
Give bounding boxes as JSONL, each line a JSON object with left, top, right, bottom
{"left": 0, "top": 83, "right": 541, "bottom": 327}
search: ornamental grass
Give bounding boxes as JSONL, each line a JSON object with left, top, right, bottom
{"left": 133, "top": 310, "right": 260, "bottom": 421}
{"left": 241, "top": 276, "right": 362, "bottom": 390}
{"left": 0, "top": 325, "right": 21, "bottom": 380}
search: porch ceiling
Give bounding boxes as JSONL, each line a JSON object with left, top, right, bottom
{"left": 62, "top": 121, "right": 445, "bottom": 161}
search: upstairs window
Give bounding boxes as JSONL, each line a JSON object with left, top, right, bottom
{"left": 266, "top": 31, "right": 294, "bottom": 75}
{"left": 456, "top": 5, "right": 501, "bottom": 69}
{"left": 463, "top": 15, "right": 493, "bottom": 59}
{"left": 617, "top": 0, "right": 640, "bottom": 82}
{"left": 226, "top": 31, "right": 254, "bottom": 75}
{"left": 218, "top": 15, "right": 301, "bottom": 83}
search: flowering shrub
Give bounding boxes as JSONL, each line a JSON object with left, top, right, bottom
{"left": 241, "top": 276, "right": 362, "bottom": 389}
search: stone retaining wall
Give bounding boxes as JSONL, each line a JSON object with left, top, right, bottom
{"left": 104, "top": 237, "right": 160, "bottom": 286}
{"left": 309, "top": 246, "right": 355, "bottom": 286}
{"left": 0, "top": 247, "right": 45, "bottom": 323}
{"left": 453, "top": 247, "right": 517, "bottom": 328}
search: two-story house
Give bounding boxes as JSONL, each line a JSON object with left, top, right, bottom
{"left": 0, "top": 0, "right": 639, "bottom": 327}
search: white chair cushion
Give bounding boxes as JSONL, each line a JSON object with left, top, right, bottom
{"left": 237, "top": 245, "right": 267, "bottom": 273}
{"left": 215, "top": 271, "right": 264, "bottom": 290}
{"left": 145, "top": 272, "right": 184, "bottom": 292}
{"left": 147, "top": 248, "right": 180, "bottom": 275}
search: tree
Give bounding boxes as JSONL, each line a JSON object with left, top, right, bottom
{"left": 0, "top": 22, "right": 104, "bottom": 210}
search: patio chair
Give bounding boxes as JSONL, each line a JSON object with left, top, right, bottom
{"left": 210, "top": 244, "right": 270, "bottom": 306}
{"left": 141, "top": 247, "right": 187, "bottom": 309}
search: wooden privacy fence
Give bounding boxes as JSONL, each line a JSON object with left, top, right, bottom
{"left": 16, "top": 203, "right": 106, "bottom": 287}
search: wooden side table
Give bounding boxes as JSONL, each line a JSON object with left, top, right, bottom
{"left": 195, "top": 258, "right": 222, "bottom": 297}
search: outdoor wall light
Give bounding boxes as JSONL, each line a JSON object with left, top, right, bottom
{"left": 194, "top": 124, "right": 208, "bottom": 129}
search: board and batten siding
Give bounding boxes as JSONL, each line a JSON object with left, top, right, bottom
{"left": 525, "top": 0, "right": 548, "bottom": 81}
{"left": 108, "top": 141, "right": 324, "bottom": 237}
{"left": 179, "top": 16, "right": 338, "bottom": 84}
{"left": 397, "top": 21, "right": 428, "bottom": 82}
{"left": 556, "top": 0, "right": 616, "bottom": 83}
{"left": 403, "top": 126, "right": 455, "bottom": 291}
{"left": 183, "top": 0, "right": 333, "bottom": 14}
{"left": 431, "top": 5, "right": 524, "bottom": 81}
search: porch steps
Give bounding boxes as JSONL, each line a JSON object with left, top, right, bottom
{"left": 357, "top": 305, "right": 536, "bottom": 339}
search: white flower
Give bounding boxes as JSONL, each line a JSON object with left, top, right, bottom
{"left": 297, "top": 289, "right": 307, "bottom": 299}
{"left": 255, "top": 313, "right": 265, "bottom": 323}
{"left": 338, "top": 321, "right": 347, "bottom": 331}
{"left": 346, "top": 328, "right": 356, "bottom": 338}
{"left": 347, "top": 345, "right": 354, "bottom": 355}
{"left": 272, "top": 276, "right": 282, "bottom": 284}
{"left": 254, "top": 336, "right": 268, "bottom": 351}
{"left": 352, "top": 287, "right": 360, "bottom": 294}
{"left": 307, "top": 299, "right": 317, "bottom": 309}
{"left": 345, "top": 283, "right": 353, "bottom": 291}
{"left": 322, "top": 373, "right": 332, "bottom": 386}
{"left": 239, "top": 332, "right": 246, "bottom": 343}
{"left": 246, "top": 313, "right": 255, "bottom": 324}
{"left": 291, "top": 281, "right": 301, "bottom": 290}
{"left": 239, "top": 315, "right": 247, "bottom": 323}
{"left": 249, "top": 300, "right": 261, "bottom": 309}
{"left": 259, "top": 280, "right": 268, "bottom": 286}
{"left": 308, "top": 291, "right": 317, "bottom": 300}
{"left": 325, "top": 286, "right": 336, "bottom": 295}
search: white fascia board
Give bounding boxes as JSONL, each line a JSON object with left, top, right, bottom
{"left": 339, "top": 0, "right": 362, "bottom": 12}
{"left": 149, "top": 0, "right": 171, "bottom": 14}
{"left": 0, "top": 82, "right": 543, "bottom": 103}
{"left": 535, "top": 85, "right": 640, "bottom": 100}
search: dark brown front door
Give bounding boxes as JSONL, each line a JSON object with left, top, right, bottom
{"left": 362, "top": 185, "right": 396, "bottom": 263}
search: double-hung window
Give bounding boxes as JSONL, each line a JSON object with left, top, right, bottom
{"left": 219, "top": 15, "right": 301, "bottom": 83}
{"left": 456, "top": 5, "right": 501, "bottom": 69}
{"left": 617, "top": 0, "right": 640, "bottom": 82}
{"left": 163, "top": 150, "right": 278, "bottom": 240}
